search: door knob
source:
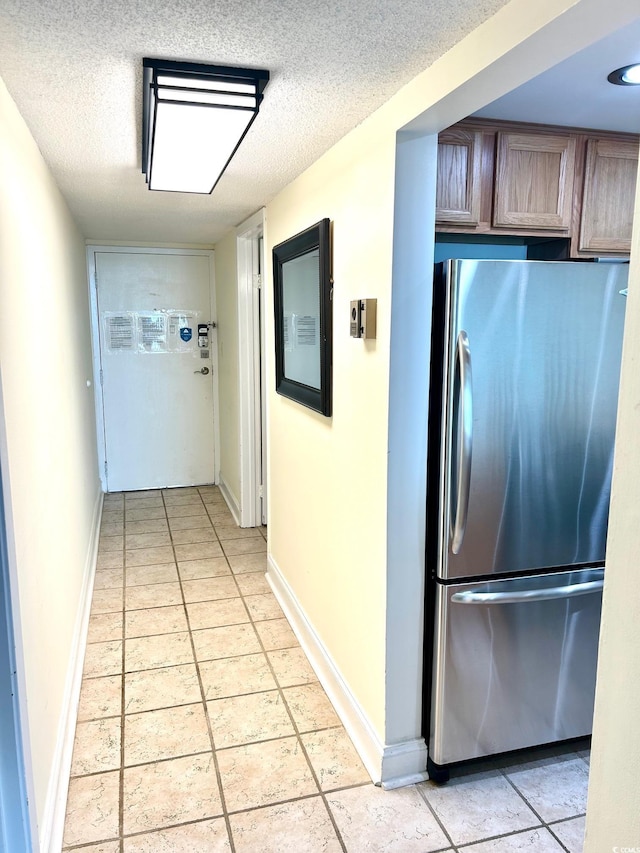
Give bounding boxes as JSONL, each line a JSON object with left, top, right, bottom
{"left": 194, "top": 367, "right": 210, "bottom": 375}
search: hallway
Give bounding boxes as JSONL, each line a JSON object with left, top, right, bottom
{"left": 62, "top": 486, "right": 590, "bottom": 852}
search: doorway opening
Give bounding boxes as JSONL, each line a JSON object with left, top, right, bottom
{"left": 237, "top": 210, "right": 267, "bottom": 528}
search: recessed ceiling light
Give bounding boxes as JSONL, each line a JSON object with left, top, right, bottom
{"left": 608, "top": 63, "right": 640, "bottom": 85}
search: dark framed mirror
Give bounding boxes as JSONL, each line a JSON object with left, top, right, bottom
{"left": 273, "top": 219, "right": 332, "bottom": 416}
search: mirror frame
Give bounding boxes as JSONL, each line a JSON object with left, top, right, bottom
{"left": 272, "top": 218, "right": 332, "bottom": 416}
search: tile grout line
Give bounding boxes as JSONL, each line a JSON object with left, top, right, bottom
{"left": 165, "top": 487, "right": 239, "bottom": 853}
{"left": 414, "top": 783, "right": 458, "bottom": 850}
{"left": 497, "top": 758, "right": 580, "bottom": 850}
{"left": 239, "top": 590, "right": 350, "bottom": 853}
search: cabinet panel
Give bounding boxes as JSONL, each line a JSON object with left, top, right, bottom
{"left": 579, "top": 138, "right": 639, "bottom": 254}
{"left": 493, "top": 133, "right": 576, "bottom": 231}
{"left": 436, "top": 129, "right": 482, "bottom": 225}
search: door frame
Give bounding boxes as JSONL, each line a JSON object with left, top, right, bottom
{"left": 87, "top": 245, "right": 220, "bottom": 492}
{"left": 236, "top": 210, "right": 267, "bottom": 527}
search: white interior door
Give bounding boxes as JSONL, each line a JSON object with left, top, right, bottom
{"left": 95, "top": 250, "right": 217, "bottom": 492}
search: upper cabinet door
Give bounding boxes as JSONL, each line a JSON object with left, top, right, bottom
{"left": 578, "top": 138, "right": 639, "bottom": 255}
{"left": 436, "top": 129, "right": 483, "bottom": 225}
{"left": 493, "top": 132, "right": 576, "bottom": 231}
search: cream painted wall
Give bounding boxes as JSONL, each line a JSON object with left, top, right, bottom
{"left": 214, "top": 229, "right": 241, "bottom": 504}
{"left": 267, "top": 130, "right": 397, "bottom": 738}
{"left": 0, "top": 77, "right": 101, "bottom": 843}
{"left": 264, "top": 0, "right": 640, "bottom": 776}
{"left": 584, "top": 145, "right": 640, "bottom": 851}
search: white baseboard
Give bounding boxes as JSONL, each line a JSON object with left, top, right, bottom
{"left": 41, "top": 488, "right": 103, "bottom": 853}
{"left": 267, "top": 555, "right": 428, "bottom": 789}
{"left": 218, "top": 476, "right": 241, "bottom": 526}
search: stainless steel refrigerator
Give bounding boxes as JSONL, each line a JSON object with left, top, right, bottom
{"left": 426, "top": 258, "right": 627, "bottom": 779}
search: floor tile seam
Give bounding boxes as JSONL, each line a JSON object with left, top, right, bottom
{"left": 245, "top": 612, "right": 290, "bottom": 625}
{"left": 124, "top": 545, "right": 177, "bottom": 569}
{"left": 167, "top": 515, "right": 215, "bottom": 524}
{"left": 124, "top": 652, "right": 194, "bottom": 680}
{"left": 189, "top": 617, "right": 250, "bottom": 630}
{"left": 125, "top": 515, "right": 168, "bottom": 522}
{"left": 85, "top": 634, "right": 125, "bottom": 648}
{"left": 119, "top": 811, "right": 229, "bottom": 842}
{"left": 76, "top": 711, "right": 122, "bottom": 724}
{"left": 214, "top": 527, "right": 262, "bottom": 534}
{"left": 166, "top": 496, "right": 238, "bottom": 853}
{"left": 124, "top": 575, "right": 191, "bottom": 590}
{"left": 206, "top": 682, "right": 328, "bottom": 704}
{"left": 454, "top": 820, "right": 552, "bottom": 849}
{"left": 69, "top": 759, "right": 123, "bottom": 780}
{"left": 499, "top": 764, "right": 572, "bottom": 827}
{"left": 221, "top": 548, "right": 268, "bottom": 558}
{"left": 122, "top": 658, "right": 198, "bottom": 676}
{"left": 121, "top": 747, "right": 218, "bottom": 773}
{"left": 207, "top": 729, "right": 307, "bottom": 752}
{"left": 246, "top": 616, "right": 348, "bottom": 853}
{"left": 547, "top": 813, "right": 586, "bottom": 825}
{"left": 224, "top": 786, "right": 368, "bottom": 818}
{"left": 190, "top": 610, "right": 252, "bottom": 634}
{"left": 61, "top": 834, "right": 120, "bottom": 851}
{"left": 179, "top": 571, "right": 235, "bottom": 583}
{"left": 123, "top": 697, "right": 206, "bottom": 718}
{"left": 176, "top": 554, "right": 231, "bottom": 567}
{"left": 206, "top": 684, "right": 293, "bottom": 704}
{"left": 90, "top": 609, "right": 125, "bottom": 617}
{"left": 191, "top": 644, "right": 279, "bottom": 665}
{"left": 123, "top": 628, "right": 190, "bottom": 641}
{"left": 163, "top": 497, "right": 208, "bottom": 505}
{"left": 173, "top": 591, "right": 242, "bottom": 606}
{"left": 545, "top": 825, "right": 573, "bottom": 853}
{"left": 415, "top": 783, "right": 458, "bottom": 849}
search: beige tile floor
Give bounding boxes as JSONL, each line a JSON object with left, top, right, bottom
{"left": 62, "top": 485, "right": 590, "bottom": 852}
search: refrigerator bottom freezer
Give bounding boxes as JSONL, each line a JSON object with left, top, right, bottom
{"left": 428, "top": 568, "right": 603, "bottom": 767}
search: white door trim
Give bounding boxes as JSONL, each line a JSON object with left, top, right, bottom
{"left": 0, "top": 373, "right": 36, "bottom": 851}
{"left": 236, "top": 210, "right": 266, "bottom": 527}
{"left": 86, "top": 245, "right": 220, "bottom": 492}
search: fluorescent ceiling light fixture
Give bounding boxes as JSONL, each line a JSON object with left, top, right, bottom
{"left": 607, "top": 63, "right": 640, "bottom": 85}
{"left": 142, "top": 58, "right": 269, "bottom": 194}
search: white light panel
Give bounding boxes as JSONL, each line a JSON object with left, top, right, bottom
{"left": 149, "top": 100, "right": 254, "bottom": 193}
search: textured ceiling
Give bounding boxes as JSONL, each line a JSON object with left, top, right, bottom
{"left": 0, "top": 0, "right": 509, "bottom": 245}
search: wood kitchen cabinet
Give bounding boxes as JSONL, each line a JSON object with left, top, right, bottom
{"left": 435, "top": 118, "right": 639, "bottom": 256}
{"left": 435, "top": 128, "right": 483, "bottom": 225}
{"left": 577, "top": 138, "right": 639, "bottom": 255}
{"left": 493, "top": 132, "right": 576, "bottom": 231}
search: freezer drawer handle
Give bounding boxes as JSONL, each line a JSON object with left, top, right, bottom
{"left": 451, "top": 576, "right": 604, "bottom": 605}
{"left": 451, "top": 330, "right": 473, "bottom": 555}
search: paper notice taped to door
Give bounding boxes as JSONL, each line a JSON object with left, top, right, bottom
{"left": 137, "top": 313, "right": 167, "bottom": 353}
{"left": 103, "top": 313, "right": 136, "bottom": 353}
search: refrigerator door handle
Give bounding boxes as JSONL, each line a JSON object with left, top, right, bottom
{"left": 451, "top": 576, "right": 604, "bottom": 605}
{"left": 451, "top": 330, "right": 473, "bottom": 555}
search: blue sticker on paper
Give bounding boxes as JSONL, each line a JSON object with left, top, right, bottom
{"left": 180, "top": 327, "right": 193, "bottom": 342}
